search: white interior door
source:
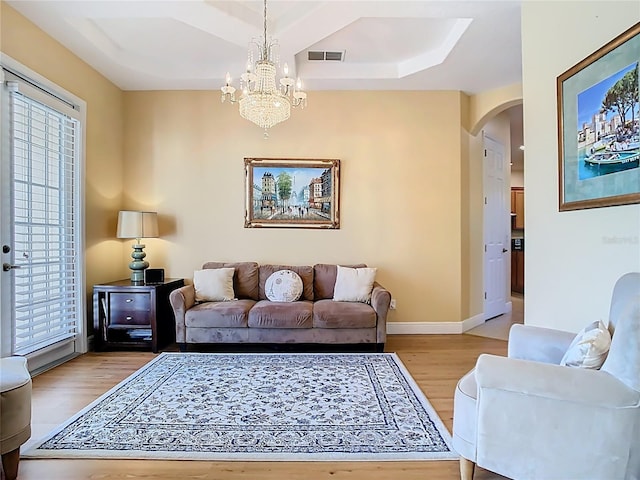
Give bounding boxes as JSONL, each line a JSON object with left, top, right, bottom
{"left": 483, "top": 134, "right": 508, "bottom": 320}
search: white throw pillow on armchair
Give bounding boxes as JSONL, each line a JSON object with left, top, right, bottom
{"left": 333, "top": 265, "right": 377, "bottom": 303}
{"left": 560, "top": 320, "right": 611, "bottom": 369}
{"left": 193, "top": 268, "right": 236, "bottom": 302}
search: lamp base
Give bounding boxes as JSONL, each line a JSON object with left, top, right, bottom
{"left": 129, "top": 243, "right": 149, "bottom": 284}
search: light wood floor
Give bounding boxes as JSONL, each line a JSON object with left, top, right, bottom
{"left": 19, "top": 335, "right": 508, "bottom": 480}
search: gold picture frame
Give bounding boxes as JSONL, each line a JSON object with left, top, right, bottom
{"left": 557, "top": 22, "right": 640, "bottom": 211}
{"left": 245, "top": 158, "right": 340, "bottom": 229}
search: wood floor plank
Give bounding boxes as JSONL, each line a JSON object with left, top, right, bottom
{"left": 18, "top": 335, "right": 508, "bottom": 480}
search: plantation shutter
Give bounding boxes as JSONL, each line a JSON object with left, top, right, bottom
{"left": 7, "top": 76, "right": 82, "bottom": 355}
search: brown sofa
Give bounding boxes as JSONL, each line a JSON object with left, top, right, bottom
{"left": 169, "top": 262, "right": 391, "bottom": 351}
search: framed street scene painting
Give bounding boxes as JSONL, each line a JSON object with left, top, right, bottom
{"left": 557, "top": 22, "right": 639, "bottom": 211}
{"left": 244, "top": 158, "right": 340, "bottom": 228}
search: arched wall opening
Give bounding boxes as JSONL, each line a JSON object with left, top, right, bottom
{"left": 462, "top": 84, "right": 523, "bottom": 328}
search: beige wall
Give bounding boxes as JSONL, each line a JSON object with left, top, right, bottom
{"left": 1, "top": 3, "right": 126, "bottom": 331}
{"left": 124, "top": 90, "right": 471, "bottom": 323}
{"left": 523, "top": 1, "right": 640, "bottom": 332}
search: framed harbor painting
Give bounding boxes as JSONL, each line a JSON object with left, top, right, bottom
{"left": 557, "top": 22, "right": 640, "bottom": 211}
{"left": 244, "top": 158, "right": 340, "bottom": 228}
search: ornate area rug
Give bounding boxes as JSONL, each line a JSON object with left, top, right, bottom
{"left": 23, "top": 353, "right": 457, "bottom": 461}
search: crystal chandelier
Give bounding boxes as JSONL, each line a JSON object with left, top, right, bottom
{"left": 220, "top": 0, "right": 307, "bottom": 137}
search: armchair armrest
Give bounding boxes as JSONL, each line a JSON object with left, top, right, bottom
{"left": 371, "top": 282, "right": 391, "bottom": 344}
{"left": 473, "top": 354, "right": 640, "bottom": 479}
{"left": 170, "top": 285, "right": 196, "bottom": 343}
{"left": 476, "top": 354, "right": 640, "bottom": 408}
{"left": 508, "top": 324, "right": 576, "bottom": 364}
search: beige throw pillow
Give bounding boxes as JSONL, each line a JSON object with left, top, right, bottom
{"left": 560, "top": 320, "right": 611, "bottom": 369}
{"left": 193, "top": 268, "right": 235, "bottom": 302}
{"left": 333, "top": 265, "right": 377, "bottom": 303}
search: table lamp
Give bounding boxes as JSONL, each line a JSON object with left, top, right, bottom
{"left": 117, "top": 210, "right": 159, "bottom": 284}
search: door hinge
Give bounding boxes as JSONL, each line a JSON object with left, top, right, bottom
{"left": 484, "top": 197, "right": 487, "bottom": 205}
{"left": 484, "top": 292, "right": 487, "bottom": 299}
{"left": 484, "top": 244, "right": 487, "bottom": 252}
{"left": 484, "top": 149, "right": 487, "bottom": 156}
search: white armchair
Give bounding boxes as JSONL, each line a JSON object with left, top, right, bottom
{"left": 452, "top": 272, "right": 640, "bottom": 480}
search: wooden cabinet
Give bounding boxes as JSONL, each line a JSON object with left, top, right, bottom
{"left": 511, "top": 187, "right": 525, "bottom": 230}
{"left": 511, "top": 249, "right": 524, "bottom": 294}
{"left": 93, "top": 278, "right": 184, "bottom": 353}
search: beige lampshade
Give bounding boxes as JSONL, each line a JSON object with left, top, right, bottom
{"left": 116, "top": 211, "right": 159, "bottom": 239}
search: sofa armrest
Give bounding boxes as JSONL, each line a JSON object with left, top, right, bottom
{"left": 507, "top": 323, "right": 576, "bottom": 364}
{"left": 170, "top": 285, "right": 196, "bottom": 343}
{"left": 371, "top": 282, "right": 391, "bottom": 344}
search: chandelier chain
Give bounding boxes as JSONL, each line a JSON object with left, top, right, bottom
{"left": 263, "top": 0, "right": 268, "bottom": 57}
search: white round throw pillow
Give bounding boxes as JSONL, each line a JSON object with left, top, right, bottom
{"left": 265, "top": 270, "right": 303, "bottom": 302}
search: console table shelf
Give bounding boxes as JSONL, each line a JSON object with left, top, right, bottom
{"left": 93, "top": 278, "right": 184, "bottom": 353}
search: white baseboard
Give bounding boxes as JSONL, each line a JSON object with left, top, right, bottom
{"left": 462, "top": 313, "right": 486, "bottom": 332}
{"left": 387, "top": 313, "right": 485, "bottom": 335}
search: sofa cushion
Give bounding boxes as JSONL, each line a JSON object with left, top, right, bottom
{"left": 259, "top": 265, "right": 314, "bottom": 301}
{"left": 313, "top": 264, "right": 367, "bottom": 300}
{"left": 193, "top": 268, "right": 235, "bottom": 302}
{"left": 248, "top": 300, "right": 313, "bottom": 328}
{"left": 203, "top": 262, "right": 259, "bottom": 300}
{"left": 185, "top": 299, "right": 255, "bottom": 328}
{"left": 313, "top": 299, "right": 377, "bottom": 328}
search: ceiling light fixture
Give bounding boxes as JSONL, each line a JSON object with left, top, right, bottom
{"left": 220, "top": 0, "right": 307, "bottom": 138}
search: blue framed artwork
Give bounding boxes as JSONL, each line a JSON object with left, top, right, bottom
{"left": 244, "top": 158, "right": 340, "bottom": 228}
{"left": 557, "top": 22, "right": 639, "bottom": 211}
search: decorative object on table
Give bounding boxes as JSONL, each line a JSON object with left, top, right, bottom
{"left": 93, "top": 279, "right": 184, "bottom": 353}
{"left": 23, "top": 353, "right": 456, "bottom": 461}
{"left": 220, "top": 0, "right": 307, "bottom": 138}
{"left": 116, "top": 210, "right": 159, "bottom": 284}
{"left": 245, "top": 158, "right": 340, "bottom": 229}
{"left": 557, "top": 22, "right": 639, "bottom": 211}
{"left": 144, "top": 268, "right": 165, "bottom": 285}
